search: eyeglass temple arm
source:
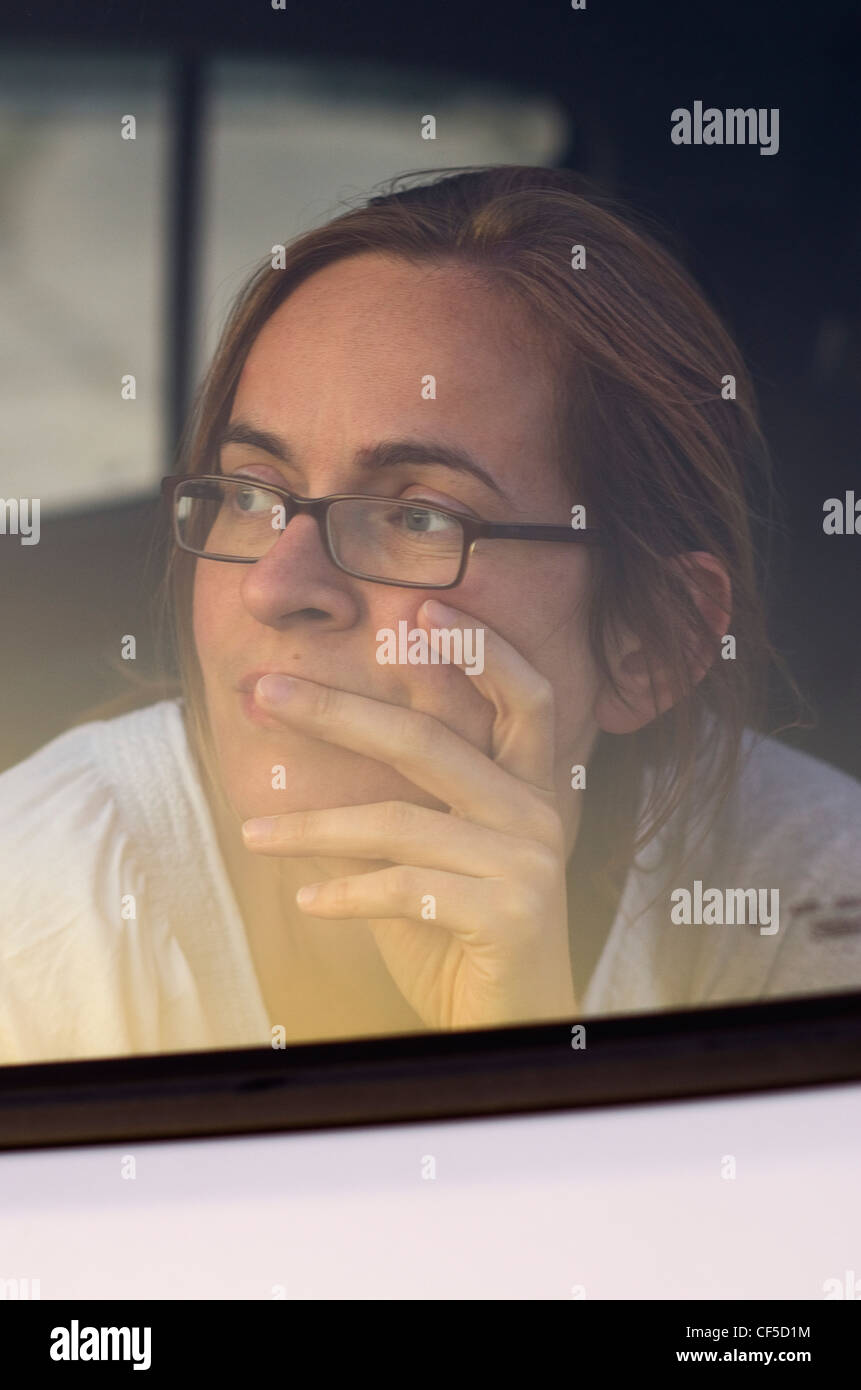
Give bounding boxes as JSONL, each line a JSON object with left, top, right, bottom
{"left": 470, "top": 520, "right": 604, "bottom": 545}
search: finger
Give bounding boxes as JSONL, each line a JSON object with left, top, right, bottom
{"left": 241, "top": 799, "right": 542, "bottom": 876}
{"left": 295, "top": 864, "right": 505, "bottom": 938}
{"left": 254, "top": 676, "right": 561, "bottom": 845}
{"left": 419, "top": 598, "right": 556, "bottom": 791}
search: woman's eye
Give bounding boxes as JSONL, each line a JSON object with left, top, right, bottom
{"left": 386, "top": 501, "right": 462, "bottom": 535}
{"left": 399, "top": 491, "right": 475, "bottom": 521}
{"left": 230, "top": 480, "right": 272, "bottom": 513}
{"left": 401, "top": 505, "right": 452, "bottom": 532}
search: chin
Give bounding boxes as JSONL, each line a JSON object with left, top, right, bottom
{"left": 223, "top": 741, "right": 447, "bottom": 823}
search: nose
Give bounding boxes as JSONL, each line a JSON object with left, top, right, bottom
{"left": 239, "top": 510, "right": 358, "bottom": 630}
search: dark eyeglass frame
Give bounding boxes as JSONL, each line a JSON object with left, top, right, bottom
{"left": 160, "top": 472, "right": 605, "bottom": 590}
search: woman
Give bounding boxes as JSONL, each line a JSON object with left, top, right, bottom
{"left": 2, "top": 164, "right": 860, "bottom": 1064}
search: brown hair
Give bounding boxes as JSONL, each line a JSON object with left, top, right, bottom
{"left": 83, "top": 165, "right": 806, "bottom": 897}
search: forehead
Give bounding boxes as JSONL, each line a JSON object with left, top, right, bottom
{"left": 231, "top": 253, "right": 564, "bottom": 496}
{"left": 246, "top": 251, "right": 548, "bottom": 367}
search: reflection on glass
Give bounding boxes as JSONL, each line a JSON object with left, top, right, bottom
{"left": 2, "top": 163, "right": 861, "bottom": 1067}
{"left": 0, "top": 53, "right": 168, "bottom": 511}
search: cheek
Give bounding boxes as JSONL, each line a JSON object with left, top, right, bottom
{"left": 365, "top": 589, "right": 494, "bottom": 752}
{"left": 192, "top": 564, "right": 235, "bottom": 677}
{"left": 459, "top": 552, "right": 592, "bottom": 670}
{"left": 454, "top": 556, "right": 598, "bottom": 736}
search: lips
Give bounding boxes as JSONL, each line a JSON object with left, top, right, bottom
{"left": 235, "top": 667, "right": 411, "bottom": 719}
{"left": 236, "top": 669, "right": 292, "bottom": 696}
{"left": 236, "top": 668, "right": 378, "bottom": 703}
{"left": 236, "top": 669, "right": 360, "bottom": 732}
{"left": 234, "top": 669, "right": 294, "bottom": 730}
{"left": 237, "top": 688, "right": 287, "bottom": 730}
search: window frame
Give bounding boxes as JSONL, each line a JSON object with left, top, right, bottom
{"left": 2, "top": 991, "right": 860, "bottom": 1152}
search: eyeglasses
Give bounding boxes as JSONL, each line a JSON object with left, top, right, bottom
{"left": 160, "top": 473, "right": 604, "bottom": 590}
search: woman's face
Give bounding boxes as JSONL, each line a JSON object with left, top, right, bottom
{"left": 193, "top": 252, "right": 603, "bottom": 848}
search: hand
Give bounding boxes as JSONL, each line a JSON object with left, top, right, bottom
{"left": 241, "top": 598, "right": 577, "bottom": 1030}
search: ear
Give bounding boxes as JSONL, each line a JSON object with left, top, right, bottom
{"left": 593, "top": 552, "right": 732, "bottom": 735}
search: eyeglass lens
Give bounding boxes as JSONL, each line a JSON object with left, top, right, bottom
{"left": 175, "top": 478, "right": 465, "bottom": 585}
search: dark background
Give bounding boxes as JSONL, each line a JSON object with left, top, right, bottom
{"left": 1, "top": 0, "right": 858, "bottom": 779}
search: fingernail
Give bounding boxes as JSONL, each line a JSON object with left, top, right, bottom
{"left": 422, "top": 599, "right": 459, "bottom": 624}
{"left": 242, "top": 817, "right": 276, "bottom": 843}
{"left": 296, "top": 884, "right": 318, "bottom": 907}
{"left": 256, "top": 674, "right": 297, "bottom": 703}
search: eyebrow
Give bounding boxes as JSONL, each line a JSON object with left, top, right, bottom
{"left": 216, "top": 420, "right": 511, "bottom": 501}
